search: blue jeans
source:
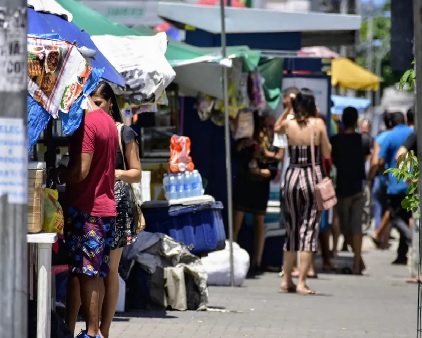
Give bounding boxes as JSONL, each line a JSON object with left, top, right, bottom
{"left": 372, "top": 176, "right": 387, "bottom": 229}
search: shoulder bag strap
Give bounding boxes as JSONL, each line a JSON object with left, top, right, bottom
{"left": 310, "top": 120, "right": 316, "bottom": 185}
{"left": 116, "top": 123, "right": 127, "bottom": 171}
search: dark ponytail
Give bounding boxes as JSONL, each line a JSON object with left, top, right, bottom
{"left": 91, "top": 81, "right": 123, "bottom": 123}
{"left": 292, "top": 88, "right": 317, "bottom": 126}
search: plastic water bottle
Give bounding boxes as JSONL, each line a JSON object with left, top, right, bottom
{"left": 191, "top": 170, "right": 204, "bottom": 197}
{"left": 176, "top": 173, "right": 185, "bottom": 199}
{"left": 183, "top": 171, "right": 193, "bottom": 198}
{"left": 163, "top": 173, "right": 169, "bottom": 192}
{"left": 165, "top": 174, "right": 178, "bottom": 200}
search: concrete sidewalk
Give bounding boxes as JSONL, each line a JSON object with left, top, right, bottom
{"left": 77, "top": 237, "right": 417, "bottom": 337}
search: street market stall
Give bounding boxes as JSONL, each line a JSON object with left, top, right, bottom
{"left": 157, "top": 1, "right": 362, "bottom": 284}
{"left": 26, "top": 2, "right": 121, "bottom": 336}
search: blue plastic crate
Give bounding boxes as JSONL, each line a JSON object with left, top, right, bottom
{"left": 141, "top": 201, "right": 226, "bottom": 255}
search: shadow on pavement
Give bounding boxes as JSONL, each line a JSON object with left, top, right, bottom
{"left": 116, "top": 310, "right": 178, "bottom": 319}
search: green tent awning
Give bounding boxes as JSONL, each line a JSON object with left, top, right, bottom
{"left": 57, "top": 0, "right": 260, "bottom": 69}
{"left": 258, "top": 58, "right": 284, "bottom": 110}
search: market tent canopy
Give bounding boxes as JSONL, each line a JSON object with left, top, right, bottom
{"left": 331, "top": 95, "right": 371, "bottom": 115}
{"left": 331, "top": 58, "right": 381, "bottom": 91}
{"left": 158, "top": 2, "right": 361, "bottom": 48}
{"left": 27, "top": 8, "right": 125, "bottom": 86}
{"left": 57, "top": 0, "right": 260, "bottom": 69}
{"left": 299, "top": 46, "right": 340, "bottom": 58}
{"left": 174, "top": 48, "right": 260, "bottom": 99}
{"left": 158, "top": 3, "right": 360, "bottom": 34}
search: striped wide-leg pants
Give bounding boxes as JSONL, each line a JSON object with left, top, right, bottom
{"left": 283, "top": 165, "right": 322, "bottom": 252}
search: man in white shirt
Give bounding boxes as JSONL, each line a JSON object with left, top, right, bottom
{"left": 274, "top": 87, "right": 298, "bottom": 190}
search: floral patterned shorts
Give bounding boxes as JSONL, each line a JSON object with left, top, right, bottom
{"left": 64, "top": 207, "right": 115, "bottom": 277}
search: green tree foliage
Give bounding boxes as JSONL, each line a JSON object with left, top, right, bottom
{"left": 388, "top": 62, "right": 418, "bottom": 215}
{"left": 386, "top": 151, "right": 419, "bottom": 215}
{"left": 356, "top": 1, "right": 402, "bottom": 89}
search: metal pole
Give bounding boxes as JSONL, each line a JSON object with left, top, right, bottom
{"left": 0, "top": 1, "right": 28, "bottom": 337}
{"left": 375, "top": 56, "right": 382, "bottom": 106}
{"left": 413, "top": 0, "right": 422, "bottom": 334}
{"left": 220, "top": 0, "right": 235, "bottom": 287}
{"left": 366, "top": 16, "right": 374, "bottom": 101}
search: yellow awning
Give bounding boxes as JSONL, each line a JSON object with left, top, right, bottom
{"left": 331, "top": 57, "right": 382, "bottom": 91}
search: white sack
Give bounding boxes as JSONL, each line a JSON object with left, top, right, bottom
{"left": 201, "top": 241, "right": 250, "bottom": 287}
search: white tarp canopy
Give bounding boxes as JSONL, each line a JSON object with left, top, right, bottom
{"left": 158, "top": 2, "right": 361, "bottom": 46}
{"left": 91, "top": 33, "right": 176, "bottom": 105}
{"left": 28, "top": 0, "right": 72, "bottom": 21}
{"left": 158, "top": 2, "right": 361, "bottom": 34}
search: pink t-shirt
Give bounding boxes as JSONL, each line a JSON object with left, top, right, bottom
{"left": 66, "top": 109, "right": 118, "bottom": 217}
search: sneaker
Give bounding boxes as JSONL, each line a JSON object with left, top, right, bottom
{"left": 391, "top": 257, "right": 408, "bottom": 265}
{"left": 75, "top": 330, "right": 101, "bottom": 338}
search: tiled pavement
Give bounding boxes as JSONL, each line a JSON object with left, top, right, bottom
{"left": 76, "top": 236, "right": 417, "bottom": 337}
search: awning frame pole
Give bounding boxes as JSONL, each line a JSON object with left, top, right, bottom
{"left": 220, "top": 0, "right": 235, "bottom": 287}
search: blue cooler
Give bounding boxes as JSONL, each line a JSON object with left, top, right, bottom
{"left": 141, "top": 196, "right": 226, "bottom": 255}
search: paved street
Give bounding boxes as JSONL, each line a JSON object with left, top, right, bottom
{"left": 77, "top": 237, "right": 417, "bottom": 337}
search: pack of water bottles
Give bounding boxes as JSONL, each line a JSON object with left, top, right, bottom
{"left": 163, "top": 170, "right": 204, "bottom": 201}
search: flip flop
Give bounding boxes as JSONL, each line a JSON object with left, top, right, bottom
{"left": 340, "top": 267, "right": 353, "bottom": 275}
{"left": 279, "top": 284, "right": 297, "bottom": 293}
{"left": 370, "top": 235, "right": 382, "bottom": 248}
{"left": 406, "top": 277, "right": 422, "bottom": 284}
{"left": 296, "top": 286, "right": 316, "bottom": 295}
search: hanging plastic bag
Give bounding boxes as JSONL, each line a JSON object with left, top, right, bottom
{"left": 232, "top": 109, "right": 255, "bottom": 140}
{"left": 169, "top": 135, "right": 195, "bottom": 173}
{"left": 43, "top": 188, "right": 64, "bottom": 233}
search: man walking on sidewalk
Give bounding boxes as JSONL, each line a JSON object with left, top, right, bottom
{"left": 378, "top": 112, "right": 413, "bottom": 265}
{"left": 331, "top": 107, "right": 371, "bottom": 274}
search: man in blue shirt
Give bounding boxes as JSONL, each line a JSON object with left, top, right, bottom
{"left": 368, "top": 113, "right": 394, "bottom": 248}
{"left": 378, "top": 112, "right": 413, "bottom": 265}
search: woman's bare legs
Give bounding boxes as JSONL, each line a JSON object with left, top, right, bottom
{"left": 233, "top": 209, "right": 245, "bottom": 242}
{"left": 253, "top": 214, "right": 266, "bottom": 268}
{"left": 99, "top": 248, "right": 124, "bottom": 338}
{"left": 281, "top": 251, "right": 296, "bottom": 290}
{"left": 296, "top": 252, "right": 315, "bottom": 294}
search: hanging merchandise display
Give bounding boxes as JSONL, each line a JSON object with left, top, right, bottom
{"left": 27, "top": 35, "right": 92, "bottom": 118}
{"left": 231, "top": 109, "right": 255, "bottom": 140}
{"left": 27, "top": 62, "right": 103, "bottom": 151}
{"left": 27, "top": 7, "right": 125, "bottom": 87}
{"left": 195, "top": 58, "right": 267, "bottom": 128}
{"left": 197, "top": 93, "right": 216, "bottom": 122}
{"left": 247, "top": 69, "right": 267, "bottom": 110}
{"left": 215, "top": 59, "right": 249, "bottom": 119}
{"left": 91, "top": 33, "right": 176, "bottom": 106}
